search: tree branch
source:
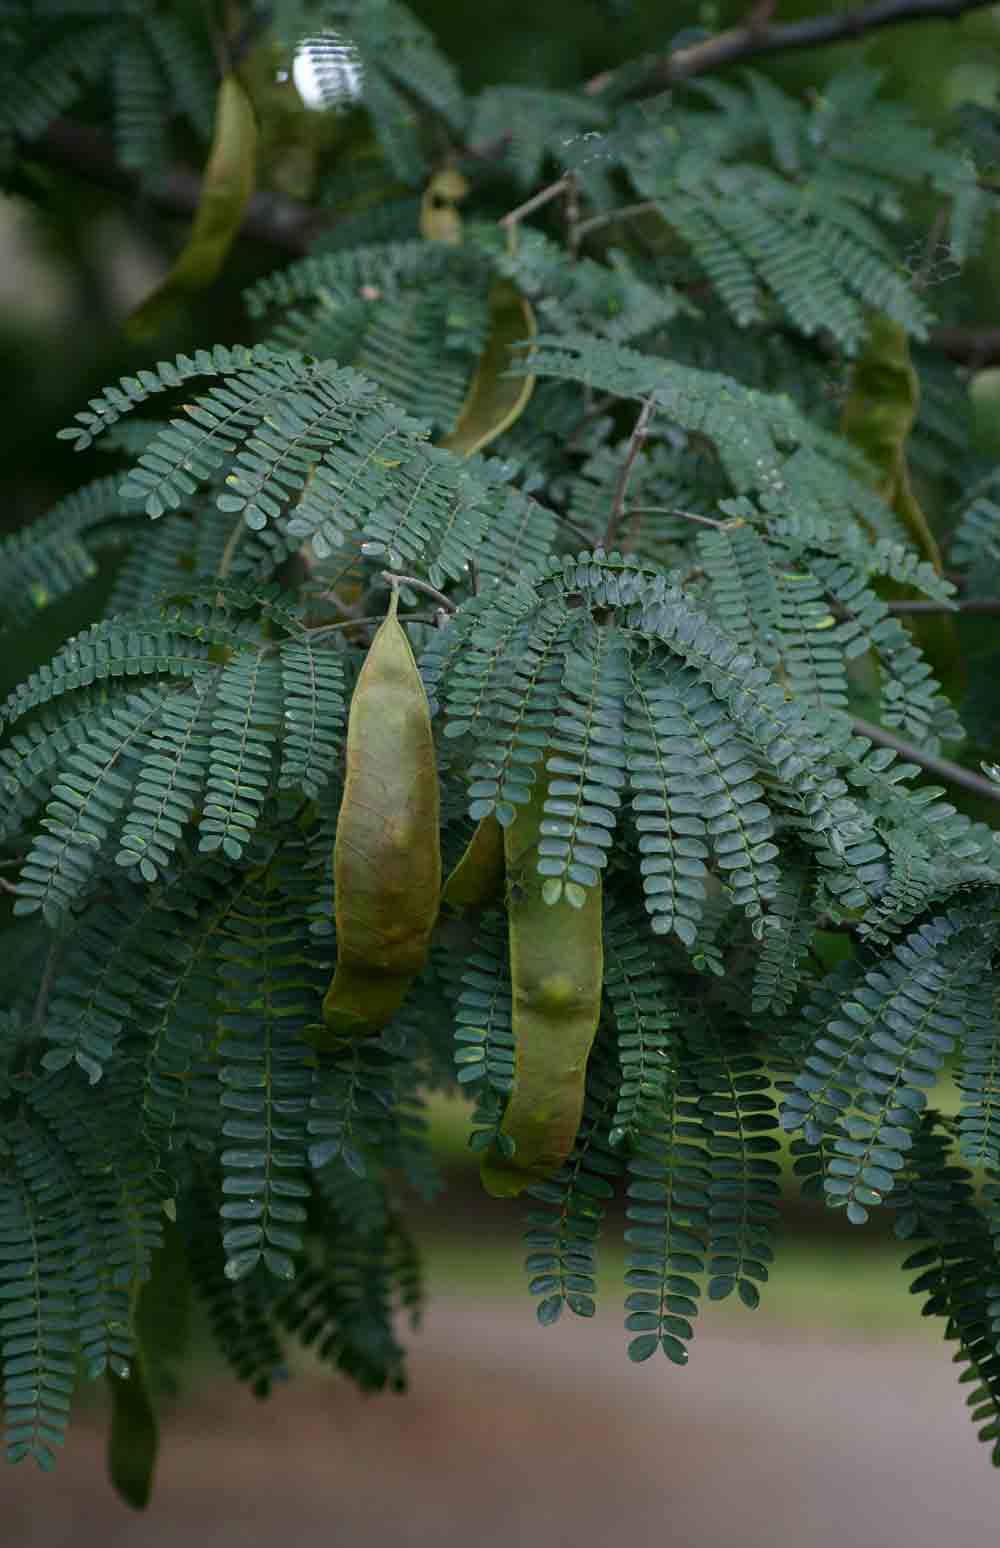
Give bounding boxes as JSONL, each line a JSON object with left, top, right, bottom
{"left": 852, "top": 716, "right": 1000, "bottom": 805}
{"left": 928, "top": 325, "right": 1000, "bottom": 368}
{"left": 589, "top": 0, "right": 996, "bottom": 99}
{"left": 30, "top": 118, "right": 327, "bottom": 255}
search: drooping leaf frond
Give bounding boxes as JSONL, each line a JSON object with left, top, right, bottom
{"left": 5, "top": 1, "right": 1000, "bottom": 1483}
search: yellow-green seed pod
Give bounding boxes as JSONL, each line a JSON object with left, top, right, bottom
{"left": 441, "top": 813, "right": 505, "bottom": 913}
{"left": 420, "top": 166, "right": 469, "bottom": 245}
{"left": 480, "top": 777, "right": 603, "bottom": 1198}
{"left": 126, "top": 75, "right": 257, "bottom": 341}
{"left": 439, "top": 279, "right": 537, "bottom": 458}
{"left": 842, "top": 311, "right": 961, "bottom": 698}
{"left": 311, "top": 591, "right": 441, "bottom": 1052}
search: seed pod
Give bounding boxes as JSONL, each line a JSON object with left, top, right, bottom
{"left": 480, "top": 776, "right": 603, "bottom": 1197}
{"left": 126, "top": 75, "right": 257, "bottom": 341}
{"left": 312, "top": 591, "right": 441, "bottom": 1051}
{"left": 420, "top": 166, "right": 469, "bottom": 245}
{"left": 439, "top": 279, "right": 537, "bottom": 458}
{"left": 841, "top": 311, "right": 961, "bottom": 697}
{"left": 441, "top": 813, "right": 505, "bottom": 913}
{"left": 107, "top": 1350, "right": 158, "bottom": 1510}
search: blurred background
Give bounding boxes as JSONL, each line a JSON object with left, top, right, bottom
{"left": 4, "top": 0, "right": 1000, "bottom": 1541}
{"left": 7, "top": 1093, "right": 1000, "bottom": 1547}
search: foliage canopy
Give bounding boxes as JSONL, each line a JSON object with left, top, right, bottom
{"left": 3, "top": 0, "right": 1000, "bottom": 1506}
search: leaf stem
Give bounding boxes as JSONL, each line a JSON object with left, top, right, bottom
{"left": 302, "top": 610, "right": 440, "bottom": 645}
{"left": 380, "top": 572, "right": 457, "bottom": 613}
{"left": 575, "top": 201, "right": 663, "bottom": 240}
{"left": 603, "top": 396, "right": 657, "bottom": 550}
{"left": 851, "top": 716, "right": 1000, "bottom": 805}
{"left": 886, "top": 598, "right": 1000, "bottom": 614}
{"left": 628, "top": 505, "right": 745, "bottom": 532}
{"left": 216, "top": 516, "right": 246, "bottom": 581}
{"left": 32, "top": 943, "right": 63, "bottom": 1033}
{"left": 500, "top": 178, "right": 571, "bottom": 228}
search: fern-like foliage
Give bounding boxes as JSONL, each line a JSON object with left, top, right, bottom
{"left": 615, "top": 69, "right": 986, "bottom": 353}
{"left": 0, "top": 476, "right": 141, "bottom": 633}
{"left": 523, "top": 1033, "right": 623, "bottom": 1325}
{"left": 5, "top": 0, "right": 1000, "bottom": 1490}
{"left": 894, "top": 1116, "right": 1000, "bottom": 1464}
{"left": 782, "top": 904, "right": 997, "bottom": 1224}
{"left": 0, "top": 1, "right": 216, "bottom": 178}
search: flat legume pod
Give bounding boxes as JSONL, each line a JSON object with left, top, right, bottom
{"left": 480, "top": 775, "right": 603, "bottom": 1197}
{"left": 311, "top": 591, "right": 441, "bottom": 1052}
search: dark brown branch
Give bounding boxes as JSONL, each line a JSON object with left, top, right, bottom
{"left": 590, "top": 0, "right": 996, "bottom": 99}
{"left": 29, "top": 118, "right": 328, "bottom": 255}
{"left": 852, "top": 716, "right": 1000, "bottom": 804}
{"left": 928, "top": 325, "right": 1000, "bottom": 367}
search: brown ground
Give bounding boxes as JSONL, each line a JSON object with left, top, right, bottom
{"left": 6, "top": 1300, "right": 996, "bottom": 1548}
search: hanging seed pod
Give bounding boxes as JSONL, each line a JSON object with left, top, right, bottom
{"left": 441, "top": 812, "right": 505, "bottom": 913}
{"left": 311, "top": 590, "right": 441, "bottom": 1052}
{"left": 480, "top": 775, "right": 603, "bottom": 1197}
{"left": 126, "top": 75, "right": 257, "bottom": 341}
{"left": 420, "top": 165, "right": 469, "bottom": 245}
{"left": 841, "top": 311, "right": 961, "bottom": 697}
{"left": 439, "top": 279, "right": 537, "bottom": 458}
{"left": 107, "top": 1349, "right": 158, "bottom": 1510}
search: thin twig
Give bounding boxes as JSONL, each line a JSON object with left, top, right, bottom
{"left": 0, "top": 877, "right": 18, "bottom": 895}
{"left": 563, "top": 172, "right": 582, "bottom": 260}
{"left": 302, "top": 610, "right": 440, "bottom": 645}
{"left": 554, "top": 510, "right": 601, "bottom": 546}
{"left": 575, "top": 201, "right": 663, "bottom": 240}
{"left": 590, "top": 0, "right": 997, "bottom": 99}
{"left": 32, "top": 944, "right": 63, "bottom": 1032}
{"left": 928, "top": 324, "right": 1000, "bottom": 367}
{"left": 381, "top": 572, "right": 457, "bottom": 613}
{"left": 216, "top": 516, "right": 246, "bottom": 583}
{"left": 852, "top": 716, "right": 1000, "bottom": 805}
{"left": 628, "top": 505, "right": 745, "bottom": 532}
{"left": 500, "top": 178, "right": 571, "bottom": 228}
{"left": 912, "top": 206, "right": 950, "bottom": 294}
{"left": 311, "top": 588, "right": 368, "bottom": 620}
{"left": 887, "top": 598, "right": 1000, "bottom": 614}
{"left": 604, "top": 397, "right": 657, "bottom": 550}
